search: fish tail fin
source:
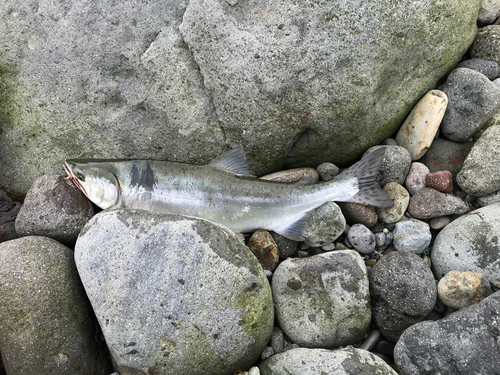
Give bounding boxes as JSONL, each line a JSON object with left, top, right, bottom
{"left": 336, "top": 148, "right": 394, "bottom": 208}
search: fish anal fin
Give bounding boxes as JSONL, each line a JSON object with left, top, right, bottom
{"left": 209, "top": 147, "right": 256, "bottom": 177}
{"left": 273, "top": 211, "right": 313, "bottom": 242}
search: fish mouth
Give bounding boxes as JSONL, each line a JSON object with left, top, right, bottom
{"left": 63, "top": 161, "right": 90, "bottom": 200}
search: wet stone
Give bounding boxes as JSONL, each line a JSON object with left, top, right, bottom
{"left": 316, "top": 162, "right": 339, "bottom": 181}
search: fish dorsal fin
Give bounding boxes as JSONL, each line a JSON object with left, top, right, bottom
{"left": 273, "top": 211, "right": 313, "bottom": 242}
{"left": 209, "top": 147, "right": 256, "bottom": 177}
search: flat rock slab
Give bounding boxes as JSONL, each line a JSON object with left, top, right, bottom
{"left": 0, "top": 0, "right": 482, "bottom": 198}
{"left": 0, "top": 236, "right": 110, "bottom": 375}
{"left": 394, "top": 291, "right": 500, "bottom": 375}
{"left": 259, "top": 347, "right": 398, "bottom": 375}
{"left": 75, "top": 209, "right": 274, "bottom": 375}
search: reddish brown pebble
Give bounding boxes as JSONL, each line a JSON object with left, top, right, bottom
{"left": 247, "top": 230, "right": 280, "bottom": 271}
{"left": 407, "top": 187, "right": 468, "bottom": 219}
{"left": 425, "top": 171, "right": 453, "bottom": 193}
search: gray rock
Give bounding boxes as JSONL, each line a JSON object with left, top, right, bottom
{"left": 364, "top": 146, "right": 412, "bottom": 186}
{"left": 259, "top": 347, "right": 399, "bottom": 375}
{"left": 457, "top": 125, "right": 500, "bottom": 196}
{"left": 270, "top": 232, "right": 299, "bottom": 259}
{"left": 394, "top": 291, "right": 500, "bottom": 375}
{"left": 478, "top": 0, "right": 500, "bottom": 25}
{"left": 392, "top": 219, "right": 432, "bottom": 255}
{"left": 471, "top": 25, "right": 500, "bottom": 65}
{"left": 0, "top": 221, "right": 17, "bottom": 244}
{"left": 248, "top": 367, "right": 261, "bottom": 375}
{"left": 303, "top": 202, "right": 346, "bottom": 247}
{"left": 316, "top": 162, "right": 340, "bottom": 181}
{"left": 404, "top": 162, "right": 429, "bottom": 196}
{"left": 408, "top": 187, "right": 468, "bottom": 219}
{"left": 348, "top": 224, "right": 376, "bottom": 254}
{"left": 440, "top": 68, "right": 500, "bottom": 142}
{"left": 271, "top": 327, "right": 284, "bottom": 354}
{"left": 420, "top": 138, "right": 474, "bottom": 182}
{"left": 457, "top": 58, "right": 500, "bottom": 79}
{"left": 370, "top": 251, "right": 437, "bottom": 342}
{"left": 0, "top": 0, "right": 482, "bottom": 198}
{"left": 0, "top": 236, "right": 111, "bottom": 375}
{"left": 375, "top": 232, "right": 386, "bottom": 247}
{"left": 431, "top": 202, "right": 500, "bottom": 287}
{"left": 14, "top": 175, "right": 94, "bottom": 245}
{"left": 272, "top": 251, "right": 370, "bottom": 348}
{"left": 429, "top": 216, "right": 451, "bottom": 229}
{"left": 477, "top": 189, "right": 500, "bottom": 206}
{"left": 75, "top": 210, "right": 273, "bottom": 375}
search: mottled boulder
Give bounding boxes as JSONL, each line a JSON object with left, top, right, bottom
{"left": 394, "top": 291, "right": 500, "bottom": 375}
{"left": 0, "top": 0, "right": 482, "bottom": 198}
{"left": 272, "top": 251, "right": 370, "bottom": 348}
{"left": 15, "top": 175, "right": 94, "bottom": 245}
{"left": 431, "top": 202, "right": 500, "bottom": 287}
{"left": 259, "top": 347, "right": 398, "bottom": 375}
{"left": 370, "top": 251, "right": 437, "bottom": 342}
{"left": 0, "top": 236, "right": 111, "bottom": 375}
{"left": 75, "top": 210, "right": 273, "bottom": 375}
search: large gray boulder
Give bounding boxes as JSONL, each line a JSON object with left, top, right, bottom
{"left": 0, "top": 236, "right": 111, "bottom": 375}
{"left": 0, "top": 0, "right": 482, "bottom": 199}
{"left": 75, "top": 209, "right": 274, "bottom": 375}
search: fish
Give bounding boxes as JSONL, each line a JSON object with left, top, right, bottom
{"left": 63, "top": 147, "right": 393, "bottom": 241}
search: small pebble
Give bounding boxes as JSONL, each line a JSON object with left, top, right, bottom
{"left": 247, "top": 230, "right": 280, "bottom": 271}
{"left": 321, "top": 243, "right": 336, "bottom": 251}
{"left": 348, "top": 224, "right": 376, "bottom": 254}
{"left": 316, "top": 162, "right": 340, "bottom": 181}
{"left": 425, "top": 170, "right": 453, "bottom": 193}
{"left": 297, "top": 250, "right": 309, "bottom": 258}
{"left": 261, "top": 346, "right": 275, "bottom": 360}
{"left": 271, "top": 232, "right": 299, "bottom": 259}
{"left": 408, "top": 187, "right": 468, "bottom": 219}
{"left": 437, "top": 271, "right": 493, "bottom": 309}
{"left": 271, "top": 327, "right": 284, "bottom": 354}
{"left": 377, "top": 182, "right": 409, "bottom": 224}
{"left": 423, "top": 254, "right": 432, "bottom": 268}
{"left": 338, "top": 202, "right": 378, "bottom": 228}
{"left": 260, "top": 168, "right": 319, "bottom": 183}
{"left": 384, "top": 231, "right": 394, "bottom": 246}
{"left": 374, "top": 232, "right": 386, "bottom": 247}
{"left": 477, "top": 189, "right": 500, "bottom": 206}
{"left": 405, "top": 162, "right": 430, "bottom": 195}
{"left": 358, "top": 329, "right": 381, "bottom": 351}
{"left": 396, "top": 90, "right": 448, "bottom": 160}
{"left": 429, "top": 216, "right": 451, "bottom": 230}
{"left": 363, "top": 145, "right": 412, "bottom": 186}
{"left": 393, "top": 219, "right": 432, "bottom": 255}
{"left": 382, "top": 138, "right": 398, "bottom": 146}
{"left": 248, "top": 367, "right": 260, "bottom": 375}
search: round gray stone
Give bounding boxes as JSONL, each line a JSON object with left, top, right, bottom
{"left": 370, "top": 251, "right": 437, "bottom": 342}
{"left": 75, "top": 210, "right": 274, "bottom": 375}
{"left": 272, "top": 251, "right": 370, "bottom": 348}
{"left": 393, "top": 219, "right": 432, "bottom": 255}
{"left": 303, "top": 202, "right": 346, "bottom": 247}
{"left": 431, "top": 202, "right": 500, "bottom": 287}
{"left": 348, "top": 223, "right": 376, "bottom": 254}
{"left": 440, "top": 68, "right": 500, "bottom": 142}
{"left": 0, "top": 236, "right": 111, "bottom": 374}
{"left": 364, "top": 146, "right": 412, "bottom": 186}
{"left": 259, "top": 347, "right": 399, "bottom": 375}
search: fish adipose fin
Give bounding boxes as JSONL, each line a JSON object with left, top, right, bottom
{"left": 209, "top": 147, "right": 256, "bottom": 177}
{"left": 338, "top": 148, "right": 394, "bottom": 208}
{"left": 273, "top": 211, "right": 313, "bottom": 241}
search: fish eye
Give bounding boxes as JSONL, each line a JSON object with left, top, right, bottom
{"left": 76, "top": 172, "right": 85, "bottom": 182}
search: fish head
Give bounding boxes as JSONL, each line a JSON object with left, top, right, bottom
{"left": 64, "top": 160, "right": 120, "bottom": 209}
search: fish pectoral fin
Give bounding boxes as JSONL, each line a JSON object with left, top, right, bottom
{"left": 273, "top": 211, "right": 313, "bottom": 242}
{"left": 208, "top": 147, "right": 256, "bottom": 177}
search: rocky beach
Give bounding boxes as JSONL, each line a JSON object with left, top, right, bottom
{"left": 1, "top": 0, "right": 500, "bottom": 374}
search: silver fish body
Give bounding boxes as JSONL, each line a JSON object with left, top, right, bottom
{"left": 64, "top": 148, "right": 392, "bottom": 241}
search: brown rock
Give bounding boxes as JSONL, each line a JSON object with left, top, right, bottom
{"left": 338, "top": 202, "right": 378, "bottom": 228}
{"left": 408, "top": 188, "right": 468, "bottom": 219}
{"left": 247, "top": 230, "right": 280, "bottom": 271}
{"left": 260, "top": 168, "right": 319, "bottom": 183}
{"left": 425, "top": 171, "right": 453, "bottom": 193}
